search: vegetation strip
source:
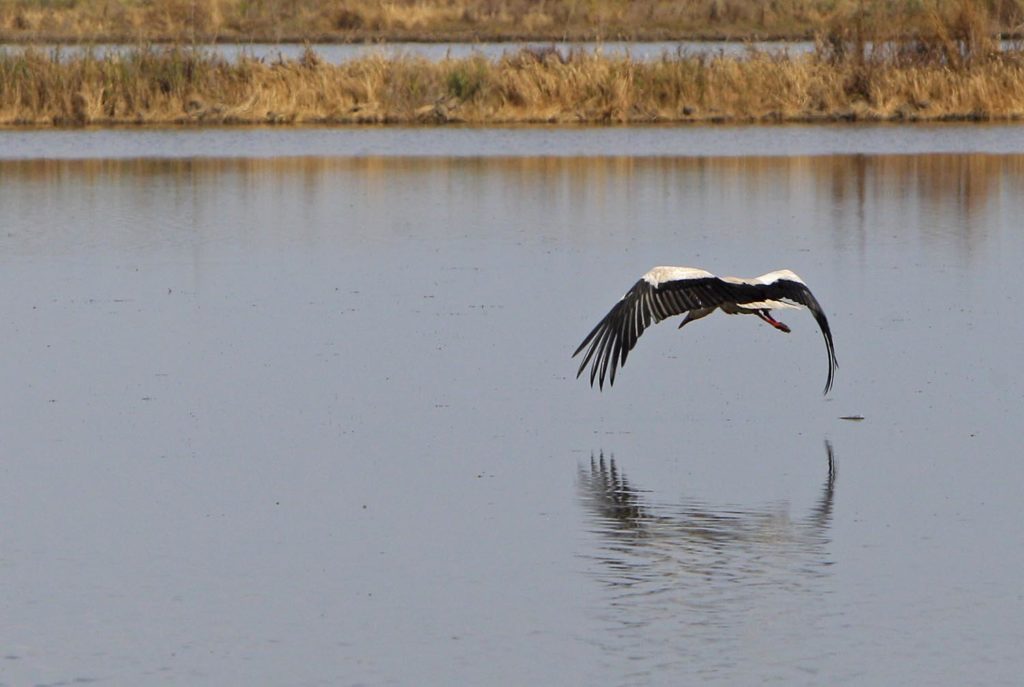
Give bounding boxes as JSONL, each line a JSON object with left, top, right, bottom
{"left": 2, "top": 40, "right": 1024, "bottom": 127}
{"left": 1, "top": 0, "right": 1023, "bottom": 44}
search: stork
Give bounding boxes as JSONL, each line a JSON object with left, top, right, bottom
{"left": 573, "top": 266, "right": 838, "bottom": 394}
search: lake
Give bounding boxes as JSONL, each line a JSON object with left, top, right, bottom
{"left": 1, "top": 125, "right": 1023, "bottom": 686}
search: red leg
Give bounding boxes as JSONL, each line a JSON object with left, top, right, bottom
{"left": 756, "top": 310, "right": 791, "bottom": 333}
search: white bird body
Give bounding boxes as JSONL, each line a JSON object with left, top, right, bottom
{"left": 573, "top": 266, "right": 838, "bottom": 394}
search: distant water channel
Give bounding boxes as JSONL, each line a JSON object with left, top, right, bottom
{"left": 1, "top": 127, "right": 1023, "bottom": 686}
{"left": 3, "top": 40, "right": 812, "bottom": 63}
{"left": 6, "top": 39, "right": 1024, "bottom": 64}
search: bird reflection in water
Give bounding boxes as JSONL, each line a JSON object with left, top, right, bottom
{"left": 577, "top": 443, "right": 837, "bottom": 679}
{"left": 580, "top": 444, "right": 835, "bottom": 567}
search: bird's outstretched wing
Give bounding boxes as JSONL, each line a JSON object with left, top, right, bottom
{"left": 572, "top": 273, "right": 743, "bottom": 389}
{"left": 737, "top": 276, "right": 838, "bottom": 395}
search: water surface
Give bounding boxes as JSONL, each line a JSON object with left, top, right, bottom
{"left": 5, "top": 122, "right": 1024, "bottom": 159}
{"left": 1, "top": 40, "right": 813, "bottom": 63}
{"left": 5, "top": 38, "right": 1020, "bottom": 63}
{"left": 1, "top": 134, "right": 1022, "bottom": 686}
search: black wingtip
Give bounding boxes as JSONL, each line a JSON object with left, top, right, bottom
{"left": 822, "top": 342, "right": 837, "bottom": 396}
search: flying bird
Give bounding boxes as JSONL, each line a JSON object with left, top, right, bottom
{"left": 573, "top": 266, "right": 837, "bottom": 394}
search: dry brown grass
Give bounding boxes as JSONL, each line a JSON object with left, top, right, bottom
{"left": 2, "top": 40, "right": 1024, "bottom": 126}
{"left": 3, "top": 0, "right": 1023, "bottom": 126}
{"left": 1, "top": 0, "right": 1023, "bottom": 43}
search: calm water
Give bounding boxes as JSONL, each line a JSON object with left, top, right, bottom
{"left": 1, "top": 128, "right": 1023, "bottom": 686}
{"left": 2, "top": 40, "right": 813, "bottom": 63}
{"left": 6, "top": 39, "right": 1022, "bottom": 64}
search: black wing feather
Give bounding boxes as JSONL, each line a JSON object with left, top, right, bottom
{"left": 722, "top": 278, "right": 838, "bottom": 394}
{"left": 772, "top": 279, "right": 838, "bottom": 395}
{"left": 573, "top": 276, "right": 735, "bottom": 389}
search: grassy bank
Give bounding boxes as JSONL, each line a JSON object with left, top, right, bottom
{"left": 1, "top": 0, "right": 1023, "bottom": 43}
{"left": 2, "top": 39, "right": 1023, "bottom": 126}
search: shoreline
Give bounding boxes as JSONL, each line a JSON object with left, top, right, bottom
{"left": 1, "top": 32, "right": 825, "bottom": 45}
{"left": 2, "top": 0, "right": 1022, "bottom": 47}
{"left": 3, "top": 30, "right": 1023, "bottom": 46}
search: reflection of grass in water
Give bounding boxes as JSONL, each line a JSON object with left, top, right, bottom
{"left": 3, "top": 37, "right": 1024, "bottom": 126}
{"left": 0, "top": 0, "right": 1023, "bottom": 42}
